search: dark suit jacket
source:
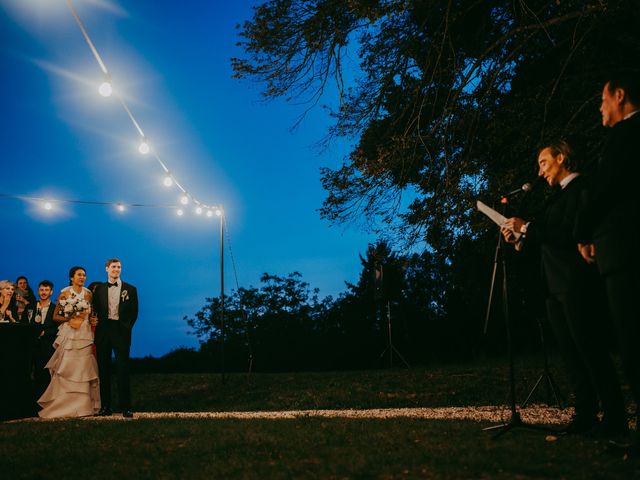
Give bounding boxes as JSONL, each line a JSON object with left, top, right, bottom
{"left": 526, "top": 176, "right": 598, "bottom": 295}
{"left": 93, "top": 282, "right": 139, "bottom": 344}
{"left": 577, "top": 113, "right": 640, "bottom": 274}
{"left": 33, "top": 301, "right": 58, "bottom": 340}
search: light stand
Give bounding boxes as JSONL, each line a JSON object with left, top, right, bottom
{"left": 219, "top": 211, "right": 226, "bottom": 385}
{"left": 376, "top": 264, "right": 410, "bottom": 369}
{"left": 378, "top": 299, "right": 410, "bottom": 368}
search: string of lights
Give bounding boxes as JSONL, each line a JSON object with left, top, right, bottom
{"left": 65, "top": 0, "right": 222, "bottom": 217}
{"left": 0, "top": 192, "right": 223, "bottom": 218}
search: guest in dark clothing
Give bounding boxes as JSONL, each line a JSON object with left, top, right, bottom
{"left": 502, "top": 140, "right": 627, "bottom": 436}
{"left": 0, "top": 280, "right": 19, "bottom": 323}
{"left": 577, "top": 72, "right": 640, "bottom": 447}
{"left": 32, "top": 280, "right": 57, "bottom": 401}
{"left": 15, "top": 276, "right": 37, "bottom": 323}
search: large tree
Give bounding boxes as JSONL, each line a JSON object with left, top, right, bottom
{"left": 232, "top": 0, "right": 640, "bottom": 251}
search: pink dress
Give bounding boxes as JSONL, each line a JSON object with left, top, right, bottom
{"left": 38, "top": 287, "right": 100, "bottom": 418}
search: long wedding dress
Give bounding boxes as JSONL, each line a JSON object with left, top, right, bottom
{"left": 38, "top": 286, "right": 100, "bottom": 418}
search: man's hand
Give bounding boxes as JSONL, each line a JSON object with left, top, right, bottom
{"left": 578, "top": 243, "right": 596, "bottom": 264}
{"left": 500, "top": 226, "right": 518, "bottom": 244}
{"left": 501, "top": 217, "right": 526, "bottom": 234}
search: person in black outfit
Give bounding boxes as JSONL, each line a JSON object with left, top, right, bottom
{"left": 93, "top": 258, "right": 138, "bottom": 418}
{"left": 0, "top": 280, "right": 19, "bottom": 322}
{"left": 577, "top": 72, "right": 640, "bottom": 448}
{"left": 15, "top": 276, "right": 37, "bottom": 323}
{"left": 32, "top": 280, "right": 57, "bottom": 402}
{"left": 502, "top": 140, "right": 627, "bottom": 436}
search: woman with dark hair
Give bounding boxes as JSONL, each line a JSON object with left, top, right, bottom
{"left": 38, "top": 266, "right": 100, "bottom": 418}
{"left": 15, "top": 275, "right": 37, "bottom": 323}
{"left": 15, "top": 276, "right": 37, "bottom": 322}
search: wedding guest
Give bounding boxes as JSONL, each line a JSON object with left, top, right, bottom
{"left": 32, "top": 280, "right": 58, "bottom": 401}
{"left": 38, "top": 266, "right": 100, "bottom": 418}
{"left": 15, "top": 276, "right": 37, "bottom": 323}
{"left": 93, "top": 258, "right": 138, "bottom": 418}
{"left": 0, "top": 280, "right": 18, "bottom": 323}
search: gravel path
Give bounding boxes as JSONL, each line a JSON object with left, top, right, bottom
{"left": 14, "top": 404, "right": 576, "bottom": 424}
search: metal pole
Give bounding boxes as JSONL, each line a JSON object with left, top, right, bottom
{"left": 220, "top": 212, "right": 226, "bottom": 384}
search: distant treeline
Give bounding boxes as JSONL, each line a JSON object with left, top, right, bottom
{"left": 130, "top": 239, "right": 601, "bottom": 374}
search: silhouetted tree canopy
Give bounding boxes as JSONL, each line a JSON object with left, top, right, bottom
{"left": 233, "top": 0, "right": 640, "bottom": 251}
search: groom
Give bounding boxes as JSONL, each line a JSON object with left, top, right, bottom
{"left": 93, "top": 258, "right": 138, "bottom": 418}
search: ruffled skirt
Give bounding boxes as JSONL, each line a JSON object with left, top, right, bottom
{"left": 38, "top": 320, "right": 100, "bottom": 418}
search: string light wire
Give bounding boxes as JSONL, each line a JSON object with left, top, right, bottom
{"left": 65, "top": 0, "right": 216, "bottom": 210}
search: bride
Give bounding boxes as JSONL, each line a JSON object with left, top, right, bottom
{"left": 38, "top": 266, "right": 100, "bottom": 418}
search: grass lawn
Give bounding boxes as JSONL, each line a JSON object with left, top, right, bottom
{"left": 1, "top": 359, "right": 638, "bottom": 479}
{"left": 131, "top": 359, "right": 577, "bottom": 412}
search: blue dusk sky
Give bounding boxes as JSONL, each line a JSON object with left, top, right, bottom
{"left": 0, "top": 0, "right": 375, "bottom": 357}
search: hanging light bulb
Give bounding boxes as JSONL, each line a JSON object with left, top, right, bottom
{"left": 180, "top": 194, "right": 189, "bottom": 205}
{"left": 176, "top": 208, "right": 184, "bottom": 216}
{"left": 195, "top": 206, "right": 203, "bottom": 215}
{"left": 138, "top": 138, "right": 150, "bottom": 154}
{"left": 163, "top": 174, "right": 173, "bottom": 187}
{"left": 206, "top": 210, "right": 213, "bottom": 218}
{"left": 215, "top": 208, "right": 222, "bottom": 217}
{"left": 116, "top": 203, "right": 126, "bottom": 212}
{"left": 98, "top": 80, "right": 112, "bottom": 97}
{"left": 43, "top": 201, "right": 53, "bottom": 211}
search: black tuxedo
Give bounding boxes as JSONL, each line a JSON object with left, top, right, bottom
{"left": 32, "top": 301, "right": 57, "bottom": 400}
{"left": 526, "top": 176, "right": 625, "bottom": 424}
{"left": 578, "top": 112, "right": 640, "bottom": 413}
{"left": 93, "top": 281, "right": 138, "bottom": 411}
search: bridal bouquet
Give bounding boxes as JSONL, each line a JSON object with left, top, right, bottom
{"left": 58, "top": 294, "right": 91, "bottom": 320}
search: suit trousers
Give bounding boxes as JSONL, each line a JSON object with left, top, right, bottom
{"left": 546, "top": 291, "right": 626, "bottom": 422}
{"left": 603, "top": 268, "right": 640, "bottom": 414}
{"left": 96, "top": 320, "right": 132, "bottom": 410}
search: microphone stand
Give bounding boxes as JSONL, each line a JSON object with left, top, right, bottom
{"left": 482, "top": 200, "right": 551, "bottom": 438}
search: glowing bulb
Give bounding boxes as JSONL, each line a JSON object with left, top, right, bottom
{"left": 44, "top": 201, "right": 53, "bottom": 211}
{"left": 163, "top": 175, "right": 173, "bottom": 187}
{"left": 98, "top": 81, "right": 112, "bottom": 97}
{"left": 215, "top": 209, "right": 222, "bottom": 217}
{"left": 176, "top": 209, "right": 184, "bottom": 216}
{"left": 195, "top": 206, "right": 203, "bottom": 215}
{"left": 180, "top": 195, "right": 189, "bottom": 205}
{"left": 138, "top": 140, "right": 150, "bottom": 154}
{"left": 206, "top": 210, "right": 213, "bottom": 217}
{"left": 116, "top": 203, "right": 126, "bottom": 212}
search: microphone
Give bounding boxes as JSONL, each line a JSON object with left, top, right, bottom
{"left": 503, "top": 182, "right": 533, "bottom": 197}
{"left": 500, "top": 182, "right": 533, "bottom": 204}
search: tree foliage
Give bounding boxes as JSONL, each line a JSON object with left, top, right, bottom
{"left": 184, "top": 241, "right": 511, "bottom": 371}
{"left": 233, "top": 0, "right": 640, "bottom": 250}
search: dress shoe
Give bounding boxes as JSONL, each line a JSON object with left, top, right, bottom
{"left": 96, "top": 407, "right": 112, "bottom": 417}
{"left": 122, "top": 410, "right": 134, "bottom": 418}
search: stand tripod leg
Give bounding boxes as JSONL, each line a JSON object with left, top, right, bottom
{"left": 521, "top": 316, "right": 565, "bottom": 409}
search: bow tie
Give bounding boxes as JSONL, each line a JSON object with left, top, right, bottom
{"left": 108, "top": 282, "right": 119, "bottom": 288}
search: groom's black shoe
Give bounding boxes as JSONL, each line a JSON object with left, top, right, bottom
{"left": 96, "top": 407, "right": 112, "bottom": 417}
{"left": 122, "top": 410, "right": 134, "bottom": 418}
